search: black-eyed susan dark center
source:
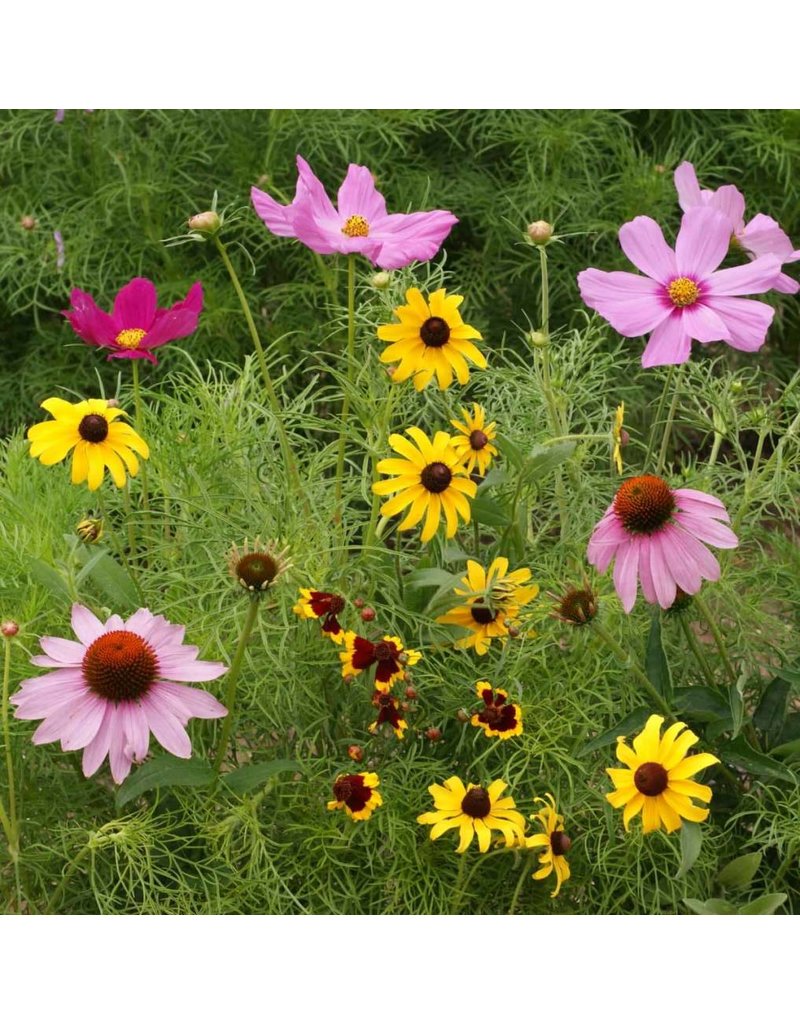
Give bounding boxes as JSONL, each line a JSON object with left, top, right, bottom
{"left": 78, "top": 414, "right": 109, "bottom": 443}
{"left": 667, "top": 277, "right": 700, "bottom": 307}
{"left": 470, "top": 599, "right": 497, "bottom": 625}
{"left": 634, "top": 761, "right": 668, "bottom": 797}
{"left": 82, "top": 630, "right": 157, "bottom": 702}
{"left": 420, "top": 317, "right": 451, "bottom": 348}
{"left": 614, "top": 475, "right": 675, "bottom": 534}
{"left": 115, "top": 328, "right": 146, "bottom": 350}
{"left": 461, "top": 786, "right": 491, "bottom": 818}
{"left": 235, "top": 552, "right": 279, "bottom": 591}
{"left": 342, "top": 215, "right": 369, "bottom": 238}
{"left": 550, "top": 830, "right": 572, "bottom": 855}
{"left": 469, "top": 429, "right": 489, "bottom": 451}
{"left": 420, "top": 462, "right": 452, "bottom": 493}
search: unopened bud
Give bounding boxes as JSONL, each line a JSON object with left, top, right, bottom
{"left": 343, "top": 674, "right": 355, "bottom": 685}
{"left": 654, "top": 164, "right": 666, "bottom": 174}
{"left": 507, "top": 625, "right": 520, "bottom": 638}
{"left": 730, "top": 380, "right": 744, "bottom": 394}
{"left": 404, "top": 685, "right": 417, "bottom": 700}
{"left": 425, "top": 727, "right": 442, "bottom": 742}
{"left": 530, "top": 330, "right": 548, "bottom": 349}
{"left": 619, "top": 429, "right": 630, "bottom": 447}
{"left": 1, "top": 621, "right": 19, "bottom": 638}
{"left": 188, "top": 211, "right": 221, "bottom": 235}
{"left": 347, "top": 744, "right": 364, "bottom": 762}
{"left": 353, "top": 597, "right": 365, "bottom": 609}
{"left": 76, "top": 517, "right": 103, "bottom": 544}
{"left": 371, "top": 271, "right": 391, "bottom": 289}
{"left": 20, "top": 215, "right": 37, "bottom": 231}
{"left": 401, "top": 701, "right": 410, "bottom": 712}
{"left": 456, "top": 709, "right": 469, "bottom": 724}
{"left": 360, "top": 607, "right": 375, "bottom": 622}
{"left": 397, "top": 651, "right": 409, "bottom": 664}
{"left": 105, "top": 398, "right": 120, "bottom": 408}
{"left": 526, "top": 220, "right": 553, "bottom": 245}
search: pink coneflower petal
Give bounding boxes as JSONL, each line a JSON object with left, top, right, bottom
{"left": 647, "top": 532, "right": 677, "bottom": 608}
{"left": 108, "top": 722, "right": 134, "bottom": 784}
{"left": 156, "top": 653, "right": 226, "bottom": 682}
{"left": 39, "top": 636, "right": 85, "bottom": 664}
{"left": 82, "top": 705, "right": 114, "bottom": 777}
{"left": 637, "top": 542, "right": 657, "bottom": 604}
{"left": 113, "top": 277, "right": 157, "bottom": 330}
{"left": 672, "top": 527, "right": 722, "bottom": 583}
{"left": 673, "top": 488, "right": 729, "bottom": 516}
{"left": 60, "top": 695, "right": 106, "bottom": 751}
{"left": 120, "top": 701, "right": 150, "bottom": 762}
{"left": 141, "top": 695, "right": 192, "bottom": 758}
{"left": 613, "top": 537, "right": 640, "bottom": 613}
{"left": 71, "top": 603, "right": 106, "bottom": 645}
{"left": 660, "top": 525, "right": 704, "bottom": 593}
{"left": 156, "top": 680, "right": 229, "bottom": 717}
{"left": 673, "top": 510, "right": 738, "bottom": 548}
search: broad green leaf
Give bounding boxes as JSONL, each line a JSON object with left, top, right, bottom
{"left": 739, "top": 893, "right": 787, "bottom": 915}
{"left": 523, "top": 441, "right": 576, "bottom": 484}
{"left": 28, "top": 558, "right": 71, "bottom": 603}
{"left": 480, "top": 466, "right": 511, "bottom": 489}
{"left": 776, "top": 665, "right": 800, "bottom": 686}
{"left": 75, "top": 549, "right": 139, "bottom": 611}
{"left": 672, "top": 686, "right": 732, "bottom": 725}
{"left": 768, "top": 737, "right": 800, "bottom": 759}
{"left": 407, "top": 568, "right": 460, "bottom": 590}
{"left": 754, "top": 677, "right": 790, "bottom": 748}
{"left": 729, "top": 681, "right": 744, "bottom": 740}
{"left": 676, "top": 820, "right": 703, "bottom": 879}
{"left": 717, "top": 852, "right": 762, "bottom": 889}
{"left": 494, "top": 435, "right": 525, "bottom": 471}
{"left": 645, "top": 612, "right": 671, "bottom": 698}
{"left": 717, "top": 736, "right": 796, "bottom": 783}
{"left": 222, "top": 760, "right": 302, "bottom": 795}
{"left": 470, "top": 493, "right": 510, "bottom": 527}
{"left": 579, "top": 707, "right": 651, "bottom": 756}
{"left": 683, "top": 897, "right": 738, "bottom": 915}
{"left": 776, "top": 713, "right": 800, "bottom": 749}
{"left": 116, "top": 755, "right": 215, "bottom": 808}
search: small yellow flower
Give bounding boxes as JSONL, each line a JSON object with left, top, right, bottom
{"left": 339, "top": 632, "right": 421, "bottom": 692}
{"left": 417, "top": 777, "right": 526, "bottom": 853}
{"left": 377, "top": 287, "right": 486, "bottom": 391}
{"left": 373, "top": 427, "right": 476, "bottom": 543}
{"left": 436, "top": 557, "right": 539, "bottom": 655}
{"left": 450, "top": 403, "right": 498, "bottom": 477}
{"left": 292, "top": 589, "right": 346, "bottom": 643}
{"left": 368, "top": 691, "right": 407, "bottom": 740}
{"left": 612, "top": 402, "right": 625, "bottom": 475}
{"left": 606, "top": 714, "right": 720, "bottom": 833}
{"left": 27, "top": 398, "right": 149, "bottom": 491}
{"left": 517, "top": 793, "right": 571, "bottom": 898}
{"left": 327, "top": 772, "right": 382, "bottom": 821}
{"left": 470, "top": 681, "right": 522, "bottom": 739}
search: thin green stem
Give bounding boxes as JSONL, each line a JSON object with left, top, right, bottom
{"left": 732, "top": 423, "right": 768, "bottom": 535}
{"left": 334, "top": 255, "right": 357, "bottom": 527}
{"left": 45, "top": 837, "right": 94, "bottom": 914}
{"left": 2, "top": 638, "right": 18, "bottom": 848}
{"left": 692, "top": 592, "right": 737, "bottom": 686}
{"left": 213, "top": 236, "right": 308, "bottom": 514}
{"left": 645, "top": 365, "right": 675, "bottom": 471}
{"left": 507, "top": 860, "right": 530, "bottom": 915}
{"left": 773, "top": 839, "right": 800, "bottom": 889}
{"left": 707, "top": 430, "right": 724, "bottom": 470}
{"left": 473, "top": 518, "right": 481, "bottom": 559}
{"left": 131, "top": 359, "right": 152, "bottom": 556}
{"left": 591, "top": 619, "right": 672, "bottom": 716}
{"left": 656, "top": 365, "right": 683, "bottom": 476}
{"left": 363, "top": 381, "right": 396, "bottom": 553}
{"left": 449, "top": 853, "right": 467, "bottom": 914}
{"left": 677, "top": 613, "right": 717, "bottom": 688}
{"left": 213, "top": 598, "right": 261, "bottom": 772}
{"left": 96, "top": 492, "right": 144, "bottom": 603}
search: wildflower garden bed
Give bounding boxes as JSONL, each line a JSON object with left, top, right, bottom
{"left": 1, "top": 109, "right": 799, "bottom": 915}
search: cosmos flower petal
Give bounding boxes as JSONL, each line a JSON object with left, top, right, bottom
{"left": 112, "top": 277, "right": 158, "bottom": 330}
{"left": 700, "top": 296, "right": 774, "bottom": 352}
{"left": 675, "top": 207, "right": 731, "bottom": 278}
{"left": 706, "top": 255, "right": 782, "bottom": 296}
{"left": 619, "top": 216, "right": 678, "bottom": 283}
{"left": 674, "top": 161, "right": 704, "bottom": 213}
{"left": 641, "top": 313, "right": 693, "bottom": 367}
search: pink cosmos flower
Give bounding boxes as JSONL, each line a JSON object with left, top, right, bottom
{"left": 12, "top": 604, "right": 227, "bottom": 784}
{"left": 64, "top": 277, "right": 203, "bottom": 364}
{"left": 587, "top": 475, "right": 738, "bottom": 613}
{"left": 578, "top": 206, "right": 781, "bottom": 367}
{"left": 251, "top": 155, "right": 458, "bottom": 270}
{"left": 675, "top": 161, "right": 799, "bottom": 295}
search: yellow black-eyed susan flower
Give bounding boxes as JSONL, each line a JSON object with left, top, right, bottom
{"left": 417, "top": 777, "right": 526, "bottom": 853}
{"left": 517, "top": 793, "right": 571, "bottom": 898}
{"left": 450, "top": 403, "right": 498, "bottom": 477}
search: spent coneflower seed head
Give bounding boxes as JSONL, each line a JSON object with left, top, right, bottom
{"left": 228, "top": 538, "right": 290, "bottom": 595}
{"left": 550, "top": 583, "right": 598, "bottom": 626}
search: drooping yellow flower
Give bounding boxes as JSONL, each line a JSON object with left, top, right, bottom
{"left": 27, "top": 398, "right": 149, "bottom": 491}
{"left": 606, "top": 714, "right": 720, "bottom": 833}
{"left": 516, "top": 793, "right": 571, "bottom": 898}
{"left": 470, "top": 681, "right": 522, "bottom": 739}
{"left": 450, "top": 403, "right": 498, "bottom": 477}
{"left": 373, "top": 427, "right": 476, "bottom": 543}
{"left": 327, "top": 772, "right": 382, "bottom": 821}
{"left": 417, "top": 777, "right": 526, "bottom": 853}
{"left": 436, "top": 557, "right": 539, "bottom": 655}
{"left": 612, "top": 402, "right": 625, "bottom": 475}
{"left": 378, "top": 287, "right": 486, "bottom": 391}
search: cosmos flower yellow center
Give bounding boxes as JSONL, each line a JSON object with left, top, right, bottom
{"left": 341, "top": 215, "right": 370, "bottom": 237}
{"left": 115, "top": 328, "right": 147, "bottom": 349}
{"left": 78, "top": 414, "right": 109, "bottom": 443}
{"left": 667, "top": 277, "right": 700, "bottom": 307}
{"left": 634, "top": 761, "right": 668, "bottom": 796}
{"left": 82, "top": 630, "right": 157, "bottom": 701}
{"left": 461, "top": 786, "right": 491, "bottom": 818}
{"left": 614, "top": 474, "right": 675, "bottom": 533}
{"left": 420, "top": 461, "right": 452, "bottom": 493}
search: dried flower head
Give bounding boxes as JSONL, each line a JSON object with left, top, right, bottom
{"left": 550, "top": 581, "right": 598, "bottom": 626}
{"left": 228, "top": 538, "right": 290, "bottom": 595}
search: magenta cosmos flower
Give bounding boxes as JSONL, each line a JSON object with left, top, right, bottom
{"left": 251, "top": 155, "right": 458, "bottom": 270}
{"left": 578, "top": 206, "right": 781, "bottom": 367}
{"left": 12, "top": 604, "right": 227, "bottom": 784}
{"left": 64, "top": 277, "right": 203, "bottom": 364}
{"left": 587, "top": 475, "right": 738, "bottom": 612}
{"left": 675, "top": 161, "right": 799, "bottom": 295}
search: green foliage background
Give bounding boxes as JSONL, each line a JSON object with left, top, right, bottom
{"left": 0, "top": 109, "right": 799, "bottom": 915}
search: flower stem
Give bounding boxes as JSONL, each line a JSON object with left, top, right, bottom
{"left": 677, "top": 613, "right": 717, "bottom": 687}
{"left": 655, "top": 365, "right": 683, "bottom": 476}
{"left": 363, "top": 379, "right": 396, "bottom": 553}
{"left": 130, "top": 359, "right": 153, "bottom": 557}
{"left": 213, "top": 597, "right": 261, "bottom": 772}
{"left": 449, "top": 852, "right": 467, "bottom": 914}
{"left": 2, "top": 638, "right": 18, "bottom": 852}
{"left": 772, "top": 838, "right": 799, "bottom": 889}
{"left": 591, "top": 619, "right": 672, "bottom": 717}
{"left": 334, "top": 255, "right": 357, "bottom": 530}
{"left": 692, "top": 592, "right": 737, "bottom": 686}
{"left": 507, "top": 860, "right": 530, "bottom": 915}
{"left": 645, "top": 365, "right": 675, "bottom": 471}
{"left": 732, "top": 422, "right": 768, "bottom": 535}
{"left": 213, "top": 236, "right": 308, "bottom": 514}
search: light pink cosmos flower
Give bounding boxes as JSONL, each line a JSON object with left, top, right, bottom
{"left": 675, "top": 161, "right": 799, "bottom": 295}
{"left": 251, "top": 155, "right": 458, "bottom": 270}
{"left": 578, "top": 206, "right": 781, "bottom": 367}
{"left": 12, "top": 604, "right": 227, "bottom": 784}
{"left": 587, "top": 475, "right": 738, "bottom": 613}
{"left": 64, "top": 277, "right": 203, "bottom": 364}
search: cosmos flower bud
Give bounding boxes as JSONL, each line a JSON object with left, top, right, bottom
{"left": 1, "top": 621, "right": 19, "bottom": 638}
{"left": 76, "top": 517, "right": 104, "bottom": 544}
{"left": 187, "top": 211, "right": 221, "bottom": 235}
{"left": 527, "top": 220, "right": 553, "bottom": 245}
{"left": 371, "top": 271, "right": 391, "bottom": 289}
{"left": 730, "top": 380, "right": 744, "bottom": 394}
{"left": 529, "top": 330, "right": 548, "bottom": 348}
{"left": 20, "top": 215, "right": 37, "bottom": 231}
